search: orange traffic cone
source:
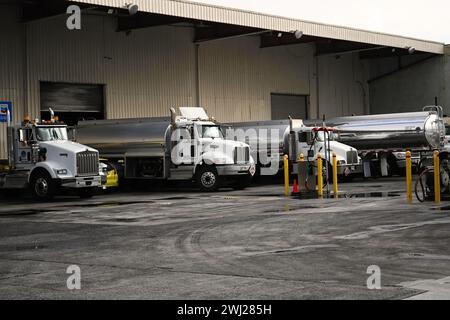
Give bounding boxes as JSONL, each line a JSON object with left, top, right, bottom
{"left": 292, "top": 179, "right": 299, "bottom": 194}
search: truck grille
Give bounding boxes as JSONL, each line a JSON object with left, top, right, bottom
{"left": 346, "top": 150, "right": 358, "bottom": 164}
{"left": 234, "top": 146, "right": 250, "bottom": 164}
{"left": 76, "top": 151, "right": 99, "bottom": 176}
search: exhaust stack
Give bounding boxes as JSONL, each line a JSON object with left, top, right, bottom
{"left": 170, "top": 107, "right": 176, "bottom": 126}
{"left": 49, "top": 108, "right": 55, "bottom": 123}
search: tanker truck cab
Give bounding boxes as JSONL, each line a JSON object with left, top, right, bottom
{"left": 0, "top": 110, "right": 101, "bottom": 200}
{"left": 294, "top": 126, "right": 362, "bottom": 178}
{"left": 169, "top": 107, "right": 256, "bottom": 191}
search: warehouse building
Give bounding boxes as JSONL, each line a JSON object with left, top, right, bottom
{"left": 0, "top": 0, "right": 446, "bottom": 158}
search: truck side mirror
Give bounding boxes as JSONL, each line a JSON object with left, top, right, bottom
{"left": 68, "top": 127, "right": 77, "bottom": 141}
{"left": 19, "top": 129, "right": 26, "bottom": 142}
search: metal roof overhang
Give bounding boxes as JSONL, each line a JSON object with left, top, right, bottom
{"left": 11, "top": 0, "right": 445, "bottom": 57}
{"left": 73, "top": 0, "right": 444, "bottom": 55}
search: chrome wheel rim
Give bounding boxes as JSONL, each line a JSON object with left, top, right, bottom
{"left": 35, "top": 178, "right": 49, "bottom": 197}
{"left": 201, "top": 172, "right": 216, "bottom": 187}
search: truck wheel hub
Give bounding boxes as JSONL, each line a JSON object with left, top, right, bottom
{"left": 35, "top": 178, "right": 49, "bottom": 196}
{"left": 201, "top": 172, "right": 216, "bottom": 187}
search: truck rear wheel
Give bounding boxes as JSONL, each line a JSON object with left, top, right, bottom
{"left": 196, "top": 166, "right": 220, "bottom": 192}
{"left": 30, "top": 170, "right": 55, "bottom": 201}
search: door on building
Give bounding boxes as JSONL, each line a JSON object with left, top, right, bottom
{"left": 40, "top": 82, "right": 105, "bottom": 126}
{"left": 271, "top": 93, "right": 308, "bottom": 120}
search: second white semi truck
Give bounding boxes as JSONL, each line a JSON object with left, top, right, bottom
{"left": 223, "top": 119, "right": 362, "bottom": 179}
{"left": 75, "top": 107, "right": 255, "bottom": 192}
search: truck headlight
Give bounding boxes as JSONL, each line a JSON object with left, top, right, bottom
{"left": 393, "top": 152, "right": 406, "bottom": 159}
{"left": 56, "top": 169, "right": 68, "bottom": 175}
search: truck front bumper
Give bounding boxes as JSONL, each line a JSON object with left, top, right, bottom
{"left": 60, "top": 175, "right": 102, "bottom": 188}
{"left": 216, "top": 164, "right": 252, "bottom": 176}
{"left": 293, "top": 162, "right": 362, "bottom": 176}
{"left": 396, "top": 158, "right": 420, "bottom": 168}
{"left": 337, "top": 164, "right": 363, "bottom": 176}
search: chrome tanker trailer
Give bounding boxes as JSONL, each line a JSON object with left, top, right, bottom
{"left": 309, "top": 106, "right": 446, "bottom": 178}
{"left": 75, "top": 107, "right": 255, "bottom": 191}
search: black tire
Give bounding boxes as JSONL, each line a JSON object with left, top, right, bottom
{"left": 196, "top": 166, "right": 220, "bottom": 192}
{"left": 233, "top": 174, "right": 252, "bottom": 190}
{"left": 77, "top": 188, "right": 95, "bottom": 199}
{"left": 30, "top": 170, "right": 55, "bottom": 201}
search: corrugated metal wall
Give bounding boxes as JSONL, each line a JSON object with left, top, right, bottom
{"left": 198, "top": 36, "right": 315, "bottom": 122}
{"left": 198, "top": 36, "right": 368, "bottom": 122}
{"left": 0, "top": 6, "right": 25, "bottom": 159}
{"left": 318, "top": 53, "right": 370, "bottom": 118}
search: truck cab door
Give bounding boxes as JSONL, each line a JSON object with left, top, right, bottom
{"left": 15, "top": 128, "right": 34, "bottom": 167}
{"left": 171, "top": 128, "right": 194, "bottom": 165}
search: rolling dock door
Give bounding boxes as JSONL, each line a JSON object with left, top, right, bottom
{"left": 271, "top": 93, "right": 308, "bottom": 120}
{"left": 40, "top": 82, "right": 105, "bottom": 126}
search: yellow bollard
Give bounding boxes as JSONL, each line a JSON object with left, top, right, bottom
{"left": 332, "top": 152, "right": 338, "bottom": 198}
{"left": 405, "top": 151, "right": 412, "bottom": 203}
{"left": 284, "top": 154, "right": 289, "bottom": 196}
{"left": 297, "top": 153, "right": 305, "bottom": 193}
{"left": 434, "top": 150, "right": 441, "bottom": 204}
{"left": 317, "top": 153, "right": 323, "bottom": 198}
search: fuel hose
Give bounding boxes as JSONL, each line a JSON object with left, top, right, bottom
{"left": 414, "top": 167, "right": 431, "bottom": 202}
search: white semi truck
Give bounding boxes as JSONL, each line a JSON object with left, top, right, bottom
{"left": 75, "top": 107, "right": 255, "bottom": 192}
{"left": 0, "top": 109, "right": 102, "bottom": 200}
{"left": 223, "top": 119, "right": 362, "bottom": 179}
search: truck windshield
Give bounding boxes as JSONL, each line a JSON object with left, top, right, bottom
{"left": 197, "top": 125, "right": 223, "bottom": 139}
{"left": 316, "top": 131, "right": 337, "bottom": 142}
{"left": 445, "top": 125, "right": 450, "bottom": 136}
{"left": 36, "top": 127, "right": 68, "bottom": 141}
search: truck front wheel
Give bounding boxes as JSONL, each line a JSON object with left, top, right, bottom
{"left": 30, "top": 170, "right": 56, "bottom": 201}
{"left": 196, "top": 166, "right": 220, "bottom": 192}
